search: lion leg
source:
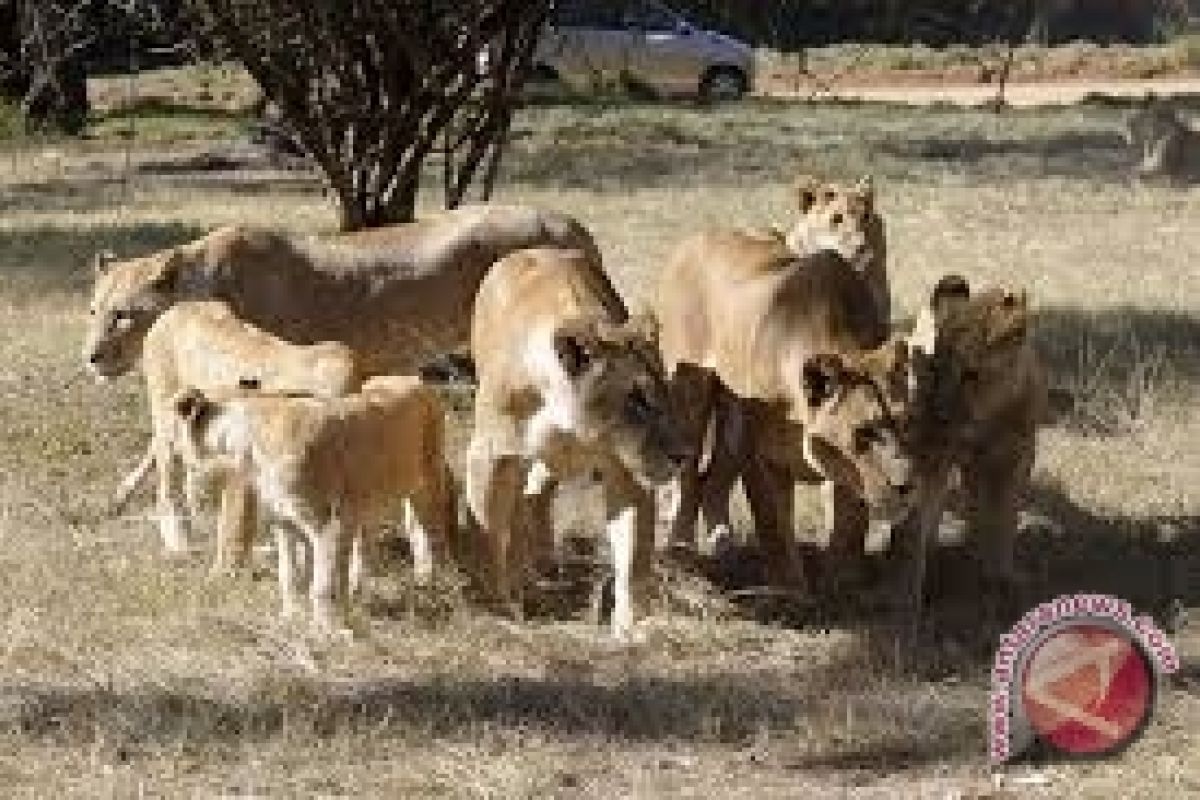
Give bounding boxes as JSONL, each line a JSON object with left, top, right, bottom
{"left": 742, "top": 455, "right": 805, "bottom": 589}
{"left": 697, "top": 391, "right": 747, "bottom": 558}
{"left": 349, "top": 526, "right": 371, "bottom": 598}
{"left": 603, "top": 470, "right": 655, "bottom": 641}
{"left": 521, "top": 460, "right": 559, "bottom": 576}
{"left": 275, "top": 522, "right": 306, "bottom": 618}
{"left": 112, "top": 443, "right": 155, "bottom": 516}
{"left": 213, "top": 474, "right": 257, "bottom": 574}
{"left": 465, "top": 439, "right": 525, "bottom": 613}
{"left": 663, "top": 364, "right": 716, "bottom": 551}
{"left": 153, "top": 432, "right": 190, "bottom": 555}
{"left": 307, "top": 512, "right": 353, "bottom": 635}
{"left": 963, "top": 450, "right": 1030, "bottom": 590}
{"left": 819, "top": 480, "right": 871, "bottom": 594}
{"left": 881, "top": 470, "right": 953, "bottom": 633}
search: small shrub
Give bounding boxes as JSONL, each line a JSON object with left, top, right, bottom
{"left": 1170, "top": 34, "right": 1200, "bottom": 70}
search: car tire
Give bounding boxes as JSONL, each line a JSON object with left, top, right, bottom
{"left": 699, "top": 67, "right": 747, "bottom": 102}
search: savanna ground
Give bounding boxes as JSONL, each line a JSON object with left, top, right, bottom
{"left": 0, "top": 65, "right": 1197, "bottom": 797}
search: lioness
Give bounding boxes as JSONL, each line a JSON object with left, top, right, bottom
{"left": 1122, "top": 98, "right": 1200, "bottom": 185}
{"left": 655, "top": 230, "right": 920, "bottom": 587}
{"left": 172, "top": 376, "right": 455, "bottom": 633}
{"left": 785, "top": 174, "right": 889, "bottom": 323}
{"left": 83, "top": 203, "right": 617, "bottom": 381}
{"left": 466, "top": 247, "right": 691, "bottom": 640}
{"left": 118, "top": 300, "right": 363, "bottom": 565}
{"left": 910, "top": 274, "right": 1046, "bottom": 588}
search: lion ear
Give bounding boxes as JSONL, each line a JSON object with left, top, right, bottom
{"left": 553, "top": 320, "right": 599, "bottom": 379}
{"left": 92, "top": 250, "right": 117, "bottom": 277}
{"left": 930, "top": 273, "right": 970, "bottom": 319}
{"left": 174, "top": 388, "right": 213, "bottom": 424}
{"left": 993, "top": 290, "right": 1031, "bottom": 344}
{"left": 150, "top": 251, "right": 184, "bottom": 294}
{"left": 854, "top": 175, "right": 875, "bottom": 206}
{"left": 625, "top": 310, "right": 660, "bottom": 348}
{"left": 796, "top": 174, "right": 821, "bottom": 213}
{"left": 802, "top": 353, "right": 845, "bottom": 409}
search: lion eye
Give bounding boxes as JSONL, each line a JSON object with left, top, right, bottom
{"left": 626, "top": 387, "right": 654, "bottom": 421}
{"left": 831, "top": 212, "right": 844, "bottom": 226}
{"left": 853, "top": 423, "right": 883, "bottom": 453}
{"left": 110, "top": 310, "right": 136, "bottom": 332}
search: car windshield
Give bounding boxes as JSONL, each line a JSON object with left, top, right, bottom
{"left": 622, "top": 2, "right": 680, "bottom": 32}
{"left": 553, "top": 0, "right": 622, "bottom": 28}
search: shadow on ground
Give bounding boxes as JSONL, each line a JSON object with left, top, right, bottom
{"left": 1034, "top": 305, "right": 1200, "bottom": 429}
{"left": 875, "top": 129, "right": 1133, "bottom": 183}
{"left": 679, "top": 478, "right": 1196, "bottom": 663}
{"left": 0, "top": 669, "right": 982, "bottom": 768}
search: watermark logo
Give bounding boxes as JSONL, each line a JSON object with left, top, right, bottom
{"left": 990, "top": 594, "right": 1178, "bottom": 763}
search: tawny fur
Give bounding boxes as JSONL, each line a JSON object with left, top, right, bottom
{"left": 909, "top": 276, "right": 1047, "bottom": 589}
{"left": 786, "top": 174, "right": 889, "bottom": 323}
{"left": 653, "top": 229, "right": 921, "bottom": 593}
{"left": 466, "top": 247, "right": 688, "bottom": 641}
{"left": 83, "top": 203, "right": 619, "bottom": 381}
{"left": 118, "top": 300, "right": 364, "bottom": 566}
{"left": 175, "top": 376, "right": 456, "bottom": 633}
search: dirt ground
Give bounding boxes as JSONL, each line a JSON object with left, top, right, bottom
{"left": 0, "top": 67, "right": 1197, "bottom": 797}
{"left": 771, "top": 76, "right": 1200, "bottom": 108}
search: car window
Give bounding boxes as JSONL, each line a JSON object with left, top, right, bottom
{"left": 622, "top": 1, "right": 680, "bottom": 32}
{"left": 554, "top": 0, "right": 622, "bottom": 29}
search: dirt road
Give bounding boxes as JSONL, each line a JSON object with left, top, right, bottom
{"left": 768, "top": 76, "right": 1200, "bottom": 107}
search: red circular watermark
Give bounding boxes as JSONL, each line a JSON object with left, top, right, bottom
{"left": 1020, "top": 622, "right": 1155, "bottom": 757}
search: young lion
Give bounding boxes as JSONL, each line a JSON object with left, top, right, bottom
{"left": 785, "top": 174, "right": 889, "bottom": 323}
{"left": 173, "top": 376, "right": 456, "bottom": 634}
{"left": 910, "top": 274, "right": 1047, "bottom": 589}
{"left": 117, "top": 300, "right": 363, "bottom": 568}
{"left": 467, "top": 247, "right": 691, "bottom": 640}
{"left": 1122, "top": 98, "right": 1200, "bottom": 185}
{"left": 654, "top": 229, "right": 920, "bottom": 589}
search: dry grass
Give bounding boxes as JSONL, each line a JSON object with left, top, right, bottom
{"left": 0, "top": 68, "right": 1197, "bottom": 797}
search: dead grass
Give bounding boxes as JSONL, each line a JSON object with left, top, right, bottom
{"left": 0, "top": 71, "right": 1197, "bottom": 796}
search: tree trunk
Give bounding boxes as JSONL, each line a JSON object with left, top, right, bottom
{"left": 1025, "top": 0, "right": 1054, "bottom": 45}
{"left": 194, "top": 0, "right": 548, "bottom": 232}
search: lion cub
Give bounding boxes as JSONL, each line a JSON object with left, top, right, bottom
{"left": 116, "top": 300, "right": 363, "bottom": 568}
{"left": 911, "top": 274, "right": 1046, "bottom": 588}
{"left": 172, "top": 376, "right": 455, "bottom": 634}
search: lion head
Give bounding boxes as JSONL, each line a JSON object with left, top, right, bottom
{"left": 546, "top": 312, "right": 691, "bottom": 487}
{"left": 83, "top": 248, "right": 192, "bottom": 379}
{"left": 785, "top": 174, "right": 884, "bottom": 275}
{"left": 796, "top": 337, "right": 920, "bottom": 535}
{"left": 912, "top": 274, "right": 1035, "bottom": 439}
{"left": 1122, "top": 97, "right": 1190, "bottom": 178}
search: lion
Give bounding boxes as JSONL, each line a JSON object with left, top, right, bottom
{"left": 785, "top": 174, "right": 889, "bottom": 323}
{"left": 1121, "top": 98, "right": 1200, "bottom": 185}
{"left": 83, "top": 203, "right": 617, "bottom": 381}
{"left": 909, "top": 273, "right": 1047, "bottom": 590}
{"left": 114, "top": 300, "right": 364, "bottom": 567}
{"left": 466, "top": 247, "right": 692, "bottom": 641}
{"left": 172, "top": 376, "right": 456, "bottom": 634}
{"left": 654, "top": 229, "right": 921, "bottom": 588}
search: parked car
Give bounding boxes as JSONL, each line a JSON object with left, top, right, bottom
{"left": 530, "top": 0, "right": 755, "bottom": 101}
